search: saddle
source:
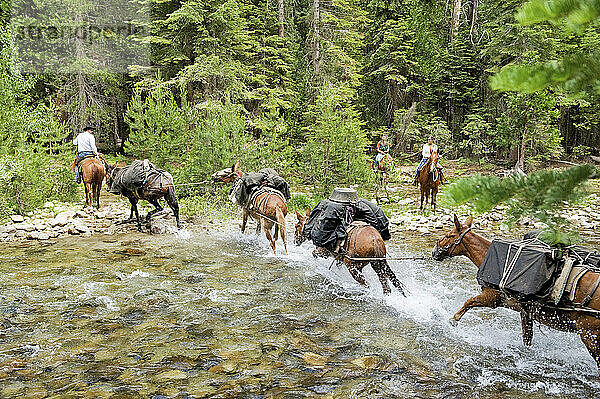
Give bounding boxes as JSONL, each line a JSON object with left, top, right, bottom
{"left": 247, "top": 186, "right": 286, "bottom": 213}
{"left": 76, "top": 154, "right": 97, "bottom": 167}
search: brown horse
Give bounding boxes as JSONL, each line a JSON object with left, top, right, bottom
{"left": 77, "top": 156, "right": 105, "bottom": 209}
{"left": 417, "top": 151, "right": 440, "bottom": 211}
{"left": 211, "top": 160, "right": 288, "bottom": 255}
{"left": 433, "top": 215, "right": 600, "bottom": 374}
{"left": 294, "top": 209, "right": 405, "bottom": 295}
{"left": 372, "top": 154, "right": 393, "bottom": 201}
{"left": 105, "top": 162, "right": 181, "bottom": 231}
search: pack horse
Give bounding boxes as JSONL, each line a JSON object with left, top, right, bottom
{"left": 212, "top": 160, "right": 290, "bottom": 254}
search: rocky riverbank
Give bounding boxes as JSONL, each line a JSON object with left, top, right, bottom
{"left": 2, "top": 192, "right": 600, "bottom": 245}
{"left": 385, "top": 193, "right": 600, "bottom": 244}
{"left": 0, "top": 200, "right": 182, "bottom": 242}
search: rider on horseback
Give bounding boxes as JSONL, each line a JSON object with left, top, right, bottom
{"left": 373, "top": 134, "right": 390, "bottom": 169}
{"left": 413, "top": 135, "right": 447, "bottom": 186}
{"left": 73, "top": 126, "right": 98, "bottom": 184}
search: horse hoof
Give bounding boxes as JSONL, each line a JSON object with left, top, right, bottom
{"left": 449, "top": 318, "right": 458, "bottom": 327}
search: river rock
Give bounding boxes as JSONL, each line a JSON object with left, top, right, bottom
{"left": 154, "top": 370, "right": 187, "bottom": 381}
{"left": 10, "top": 215, "right": 24, "bottom": 223}
{"left": 43, "top": 201, "right": 54, "bottom": 208}
{"left": 15, "top": 223, "right": 35, "bottom": 232}
{"left": 37, "top": 232, "right": 50, "bottom": 240}
{"left": 1, "top": 225, "right": 16, "bottom": 234}
{"left": 52, "top": 211, "right": 75, "bottom": 227}
{"left": 67, "top": 224, "right": 80, "bottom": 235}
{"left": 302, "top": 352, "right": 327, "bottom": 368}
{"left": 351, "top": 356, "right": 382, "bottom": 370}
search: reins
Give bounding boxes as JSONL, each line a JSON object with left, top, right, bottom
{"left": 437, "top": 227, "right": 472, "bottom": 257}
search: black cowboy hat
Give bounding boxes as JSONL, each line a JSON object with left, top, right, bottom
{"left": 83, "top": 126, "right": 96, "bottom": 132}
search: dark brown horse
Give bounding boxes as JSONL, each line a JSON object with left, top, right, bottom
{"left": 211, "top": 161, "right": 288, "bottom": 254}
{"left": 417, "top": 151, "right": 440, "bottom": 211}
{"left": 433, "top": 215, "right": 600, "bottom": 374}
{"left": 294, "top": 209, "right": 405, "bottom": 295}
{"left": 76, "top": 156, "right": 105, "bottom": 209}
{"left": 105, "top": 162, "right": 181, "bottom": 231}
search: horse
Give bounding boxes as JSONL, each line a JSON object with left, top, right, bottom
{"left": 372, "top": 154, "right": 394, "bottom": 201}
{"left": 104, "top": 162, "right": 181, "bottom": 231}
{"left": 294, "top": 208, "right": 405, "bottom": 295}
{"left": 76, "top": 156, "right": 105, "bottom": 209}
{"left": 211, "top": 160, "right": 288, "bottom": 255}
{"left": 433, "top": 215, "right": 600, "bottom": 375}
{"left": 417, "top": 151, "right": 440, "bottom": 212}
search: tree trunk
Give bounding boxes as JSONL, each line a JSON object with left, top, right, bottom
{"left": 313, "top": 0, "right": 320, "bottom": 77}
{"left": 389, "top": 79, "right": 399, "bottom": 126}
{"left": 450, "top": 0, "right": 462, "bottom": 39}
{"left": 75, "top": 14, "right": 87, "bottom": 131}
{"left": 469, "top": 0, "right": 478, "bottom": 44}
{"left": 278, "top": 0, "right": 285, "bottom": 37}
{"left": 518, "top": 107, "right": 528, "bottom": 171}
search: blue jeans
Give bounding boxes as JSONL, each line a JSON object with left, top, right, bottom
{"left": 74, "top": 152, "right": 94, "bottom": 181}
{"left": 415, "top": 157, "right": 443, "bottom": 178}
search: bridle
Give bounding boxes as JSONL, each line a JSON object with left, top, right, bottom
{"left": 434, "top": 227, "right": 472, "bottom": 258}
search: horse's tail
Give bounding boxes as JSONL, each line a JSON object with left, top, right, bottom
{"left": 165, "top": 176, "right": 181, "bottom": 228}
{"left": 276, "top": 205, "right": 287, "bottom": 254}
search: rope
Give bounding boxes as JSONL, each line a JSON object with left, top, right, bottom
{"left": 341, "top": 255, "right": 429, "bottom": 261}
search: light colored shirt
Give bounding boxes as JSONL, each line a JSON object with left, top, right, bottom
{"left": 73, "top": 131, "right": 98, "bottom": 154}
{"left": 422, "top": 143, "right": 438, "bottom": 158}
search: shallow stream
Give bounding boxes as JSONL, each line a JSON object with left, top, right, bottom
{"left": 0, "top": 225, "right": 599, "bottom": 398}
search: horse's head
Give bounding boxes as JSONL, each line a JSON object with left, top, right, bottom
{"left": 432, "top": 214, "right": 473, "bottom": 261}
{"left": 104, "top": 162, "right": 118, "bottom": 191}
{"left": 430, "top": 151, "right": 439, "bottom": 172}
{"left": 212, "top": 160, "right": 242, "bottom": 183}
{"left": 294, "top": 208, "right": 311, "bottom": 246}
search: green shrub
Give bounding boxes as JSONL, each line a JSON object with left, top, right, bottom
{"left": 0, "top": 153, "right": 77, "bottom": 218}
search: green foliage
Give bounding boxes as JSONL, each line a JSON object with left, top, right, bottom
{"left": 124, "top": 81, "right": 188, "bottom": 167}
{"left": 302, "top": 84, "right": 370, "bottom": 196}
{"left": 287, "top": 193, "right": 319, "bottom": 213}
{"left": 458, "top": 114, "right": 494, "bottom": 159}
{"left": 0, "top": 153, "right": 77, "bottom": 217}
{"left": 443, "top": 164, "right": 597, "bottom": 230}
{"left": 492, "top": 0, "right": 600, "bottom": 97}
{"left": 495, "top": 92, "right": 564, "bottom": 161}
{"left": 0, "top": 27, "right": 77, "bottom": 217}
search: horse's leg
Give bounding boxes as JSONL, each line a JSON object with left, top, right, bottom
{"left": 84, "top": 180, "right": 92, "bottom": 207}
{"left": 128, "top": 197, "right": 142, "bottom": 231}
{"left": 372, "top": 261, "right": 391, "bottom": 294}
{"left": 261, "top": 218, "right": 276, "bottom": 254}
{"left": 521, "top": 310, "right": 533, "bottom": 346}
{"left": 241, "top": 208, "right": 248, "bottom": 232}
{"left": 419, "top": 188, "right": 425, "bottom": 211}
{"left": 579, "top": 329, "right": 600, "bottom": 375}
{"left": 450, "top": 288, "right": 503, "bottom": 326}
{"left": 345, "top": 260, "right": 368, "bottom": 288}
{"left": 255, "top": 215, "right": 261, "bottom": 234}
{"left": 382, "top": 261, "right": 406, "bottom": 296}
{"left": 146, "top": 199, "right": 162, "bottom": 222}
{"left": 93, "top": 181, "right": 100, "bottom": 209}
{"left": 275, "top": 206, "right": 287, "bottom": 254}
{"left": 165, "top": 186, "right": 181, "bottom": 228}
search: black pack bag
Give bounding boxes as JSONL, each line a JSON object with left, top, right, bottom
{"left": 109, "top": 159, "right": 155, "bottom": 195}
{"left": 478, "top": 239, "right": 561, "bottom": 300}
{"left": 304, "top": 199, "right": 353, "bottom": 251}
{"left": 355, "top": 199, "right": 391, "bottom": 241}
{"left": 229, "top": 169, "right": 290, "bottom": 207}
{"left": 569, "top": 246, "right": 600, "bottom": 269}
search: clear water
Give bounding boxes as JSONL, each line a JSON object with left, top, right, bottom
{"left": 0, "top": 225, "right": 598, "bottom": 398}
